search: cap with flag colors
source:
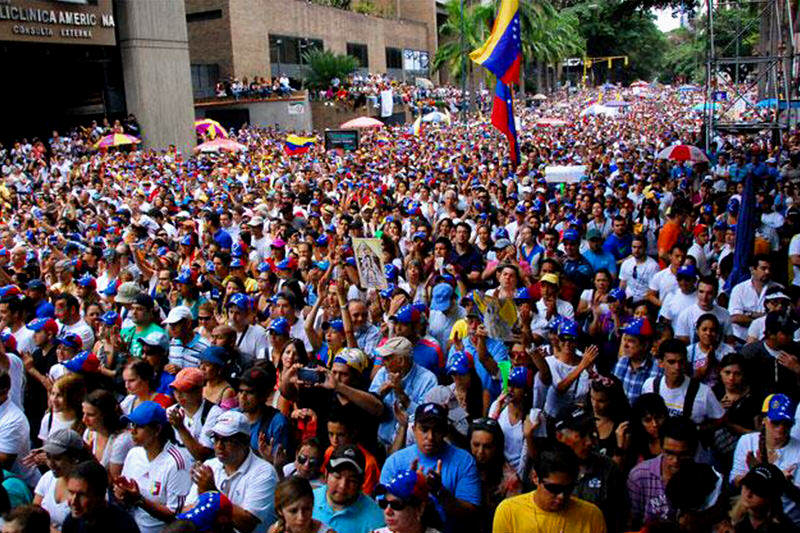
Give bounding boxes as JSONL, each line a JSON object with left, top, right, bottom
{"left": 469, "top": 0, "right": 522, "bottom": 85}
{"left": 284, "top": 135, "right": 316, "bottom": 156}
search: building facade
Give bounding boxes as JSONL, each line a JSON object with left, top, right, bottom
{"left": 185, "top": 0, "right": 438, "bottom": 98}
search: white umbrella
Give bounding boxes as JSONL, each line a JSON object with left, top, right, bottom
{"left": 532, "top": 94, "right": 547, "bottom": 101}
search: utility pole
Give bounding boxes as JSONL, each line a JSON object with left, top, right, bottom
{"left": 460, "top": 0, "right": 468, "bottom": 120}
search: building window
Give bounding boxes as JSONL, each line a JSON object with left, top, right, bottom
{"left": 191, "top": 64, "right": 219, "bottom": 99}
{"left": 270, "top": 35, "right": 324, "bottom": 66}
{"left": 186, "top": 10, "right": 222, "bottom": 22}
{"left": 386, "top": 47, "right": 402, "bottom": 69}
{"left": 346, "top": 43, "right": 368, "bottom": 67}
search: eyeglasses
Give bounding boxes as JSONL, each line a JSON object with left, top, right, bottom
{"left": 198, "top": 315, "right": 212, "bottom": 321}
{"left": 297, "top": 454, "right": 319, "bottom": 467}
{"left": 377, "top": 498, "right": 409, "bottom": 511}
{"left": 542, "top": 482, "right": 575, "bottom": 495}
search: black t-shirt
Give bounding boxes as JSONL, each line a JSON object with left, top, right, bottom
{"left": 62, "top": 503, "right": 140, "bottom": 533}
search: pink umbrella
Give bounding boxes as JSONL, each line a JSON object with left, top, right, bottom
{"left": 656, "top": 144, "right": 709, "bottom": 163}
{"left": 194, "top": 138, "right": 247, "bottom": 153}
{"left": 535, "top": 118, "right": 568, "bottom": 127}
{"left": 340, "top": 116, "right": 384, "bottom": 129}
{"left": 630, "top": 80, "right": 649, "bottom": 88}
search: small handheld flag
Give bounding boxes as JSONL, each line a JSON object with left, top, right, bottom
{"left": 491, "top": 80, "right": 520, "bottom": 167}
{"left": 469, "top": 0, "right": 522, "bottom": 85}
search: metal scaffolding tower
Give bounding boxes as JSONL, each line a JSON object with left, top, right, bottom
{"left": 703, "top": 0, "right": 796, "bottom": 147}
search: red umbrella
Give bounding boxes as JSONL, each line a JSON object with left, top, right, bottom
{"left": 656, "top": 144, "right": 709, "bottom": 163}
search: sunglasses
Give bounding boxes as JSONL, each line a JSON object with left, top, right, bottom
{"left": 297, "top": 454, "right": 319, "bottom": 467}
{"left": 542, "top": 482, "right": 575, "bottom": 495}
{"left": 471, "top": 417, "right": 500, "bottom": 430}
{"left": 198, "top": 315, "right": 212, "bottom": 321}
{"left": 377, "top": 498, "right": 409, "bottom": 511}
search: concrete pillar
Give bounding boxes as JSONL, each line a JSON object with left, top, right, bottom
{"left": 117, "top": 0, "right": 195, "bottom": 152}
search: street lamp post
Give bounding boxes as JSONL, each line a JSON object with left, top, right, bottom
{"left": 460, "top": 0, "right": 467, "bottom": 120}
{"left": 275, "top": 38, "right": 282, "bottom": 79}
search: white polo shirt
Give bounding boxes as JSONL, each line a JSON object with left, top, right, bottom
{"left": 0, "top": 398, "right": 39, "bottom": 488}
{"left": 121, "top": 442, "right": 192, "bottom": 533}
{"left": 186, "top": 450, "right": 278, "bottom": 533}
{"left": 728, "top": 279, "right": 777, "bottom": 340}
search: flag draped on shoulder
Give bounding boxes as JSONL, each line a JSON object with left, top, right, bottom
{"left": 284, "top": 135, "right": 315, "bottom": 156}
{"left": 491, "top": 80, "right": 520, "bottom": 167}
{"left": 469, "top": 0, "right": 522, "bottom": 85}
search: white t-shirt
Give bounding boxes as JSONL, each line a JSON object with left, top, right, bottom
{"left": 6, "top": 353, "right": 24, "bottom": 408}
{"left": 542, "top": 355, "right": 590, "bottom": 418}
{"left": 0, "top": 398, "right": 40, "bottom": 487}
{"left": 34, "top": 470, "right": 70, "bottom": 529}
{"left": 659, "top": 291, "right": 698, "bottom": 322}
{"left": 121, "top": 443, "right": 192, "bottom": 533}
{"left": 642, "top": 376, "right": 724, "bottom": 424}
{"left": 674, "top": 303, "right": 733, "bottom": 343}
{"left": 747, "top": 315, "right": 767, "bottom": 341}
{"left": 620, "top": 256, "right": 660, "bottom": 301}
{"left": 489, "top": 399, "right": 524, "bottom": 473}
{"left": 83, "top": 429, "right": 134, "bottom": 468}
{"left": 730, "top": 432, "right": 800, "bottom": 524}
{"left": 687, "top": 242, "right": 712, "bottom": 276}
{"left": 37, "top": 411, "right": 77, "bottom": 442}
{"left": 6, "top": 326, "right": 35, "bottom": 356}
{"left": 167, "top": 401, "right": 221, "bottom": 451}
{"left": 235, "top": 324, "right": 269, "bottom": 365}
{"left": 648, "top": 268, "right": 678, "bottom": 302}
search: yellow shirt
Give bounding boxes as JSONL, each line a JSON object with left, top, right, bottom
{"left": 492, "top": 491, "right": 606, "bottom": 533}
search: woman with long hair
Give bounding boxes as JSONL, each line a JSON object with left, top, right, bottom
{"left": 713, "top": 353, "right": 760, "bottom": 473}
{"left": 628, "top": 393, "right": 669, "bottom": 464}
{"left": 268, "top": 477, "right": 334, "bottom": 533}
{"left": 197, "top": 345, "right": 237, "bottom": 409}
{"left": 271, "top": 339, "right": 310, "bottom": 416}
{"left": 33, "top": 428, "right": 91, "bottom": 530}
{"left": 82, "top": 389, "right": 134, "bottom": 479}
{"left": 445, "top": 352, "right": 485, "bottom": 421}
{"left": 37, "top": 373, "right": 86, "bottom": 443}
{"left": 114, "top": 401, "right": 190, "bottom": 533}
{"left": 195, "top": 301, "right": 219, "bottom": 343}
{"left": 687, "top": 313, "right": 735, "bottom": 387}
{"left": 468, "top": 418, "right": 522, "bottom": 532}
{"left": 488, "top": 366, "right": 534, "bottom": 474}
{"left": 120, "top": 359, "right": 173, "bottom": 415}
{"left": 587, "top": 375, "right": 631, "bottom": 465}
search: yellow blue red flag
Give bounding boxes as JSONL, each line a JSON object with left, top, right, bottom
{"left": 284, "top": 135, "right": 315, "bottom": 156}
{"left": 491, "top": 80, "right": 520, "bottom": 167}
{"left": 469, "top": 0, "right": 522, "bottom": 85}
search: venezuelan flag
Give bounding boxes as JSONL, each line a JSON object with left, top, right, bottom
{"left": 284, "top": 135, "right": 315, "bottom": 156}
{"left": 469, "top": 0, "right": 522, "bottom": 85}
{"left": 376, "top": 137, "right": 389, "bottom": 146}
{"left": 491, "top": 80, "right": 520, "bottom": 167}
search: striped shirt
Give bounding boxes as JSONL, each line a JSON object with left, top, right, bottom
{"left": 169, "top": 333, "right": 211, "bottom": 368}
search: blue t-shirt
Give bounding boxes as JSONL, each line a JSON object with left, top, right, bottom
{"left": 312, "top": 484, "right": 384, "bottom": 533}
{"left": 246, "top": 407, "right": 291, "bottom": 455}
{"left": 381, "top": 443, "right": 481, "bottom": 530}
{"left": 583, "top": 249, "right": 618, "bottom": 276}
{"left": 450, "top": 336, "right": 508, "bottom": 402}
{"left": 156, "top": 371, "right": 175, "bottom": 395}
{"left": 603, "top": 233, "right": 632, "bottom": 262}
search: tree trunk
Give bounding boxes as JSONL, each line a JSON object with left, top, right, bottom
{"left": 518, "top": 62, "right": 527, "bottom": 97}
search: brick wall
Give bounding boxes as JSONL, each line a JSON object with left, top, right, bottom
{"left": 187, "top": 0, "right": 433, "bottom": 81}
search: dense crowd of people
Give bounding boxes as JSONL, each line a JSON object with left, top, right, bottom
{"left": 0, "top": 81, "right": 799, "bottom": 533}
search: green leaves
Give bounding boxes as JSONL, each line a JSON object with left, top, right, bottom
{"left": 301, "top": 50, "right": 359, "bottom": 91}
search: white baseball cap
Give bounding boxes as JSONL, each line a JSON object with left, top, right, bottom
{"left": 164, "top": 305, "right": 193, "bottom": 325}
{"left": 205, "top": 411, "right": 250, "bottom": 438}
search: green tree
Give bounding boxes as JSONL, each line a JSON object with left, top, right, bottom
{"left": 302, "top": 50, "right": 358, "bottom": 91}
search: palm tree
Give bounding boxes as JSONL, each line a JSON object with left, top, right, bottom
{"left": 433, "top": 0, "right": 494, "bottom": 112}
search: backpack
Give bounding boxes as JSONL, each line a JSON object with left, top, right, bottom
{"left": 654, "top": 375, "right": 701, "bottom": 420}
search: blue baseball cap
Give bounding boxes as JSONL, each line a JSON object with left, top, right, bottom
{"left": 727, "top": 198, "right": 740, "bottom": 215}
{"left": 27, "top": 318, "right": 58, "bottom": 335}
{"left": 412, "top": 231, "right": 427, "bottom": 241}
{"left": 99, "top": 310, "right": 120, "bottom": 326}
{"left": 446, "top": 352, "right": 473, "bottom": 375}
{"left": 563, "top": 229, "right": 580, "bottom": 242}
{"left": 495, "top": 228, "right": 510, "bottom": 240}
{"left": 430, "top": 283, "right": 454, "bottom": 312}
{"left": 63, "top": 351, "right": 100, "bottom": 374}
{"left": 226, "top": 293, "right": 251, "bottom": 310}
{"left": 179, "top": 234, "right": 193, "bottom": 246}
{"left": 515, "top": 203, "right": 527, "bottom": 214}
{"left": 121, "top": 401, "right": 168, "bottom": 426}
{"left": 622, "top": 317, "right": 654, "bottom": 337}
{"left": 55, "top": 333, "right": 83, "bottom": 350}
{"left": 608, "top": 287, "right": 626, "bottom": 302}
{"left": 379, "top": 284, "right": 397, "bottom": 299}
{"left": 25, "top": 279, "right": 45, "bottom": 291}
{"left": 376, "top": 469, "right": 429, "bottom": 502}
{"left": 508, "top": 366, "right": 533, "bottom": 388}
{"left": 315, "top": 234, "right": 329, "bottom": 247}
{"left": 322, "top": 319, "right": 345, "bottom": 332}
{"left": 197, "top": 346, "right": 228, "bottom": 366}
{"left": 677, "top": 264, "right": 697, "bottom": 278}
{"left": 268, "top": 317, "right": 290, "bottom": 336}
{"left": 385, "top": 264, "right": 399, "bottom": 281}
{"left": 391, "top": 304, "right": 420, "bottom": 324}
{"left": 763, "top": 393, "right": 794, "bottom": 422}
{"left": 557, "top": 318, "right": 579, "bottom": 339}
{"left": 176, "top": 491, "right": 233, "bottom": 531}
{"left": 713, "top": 219, "right": 728, "bottom": 231}
{"left": 76, "top": 273, "right": 96, "bottom": 288}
